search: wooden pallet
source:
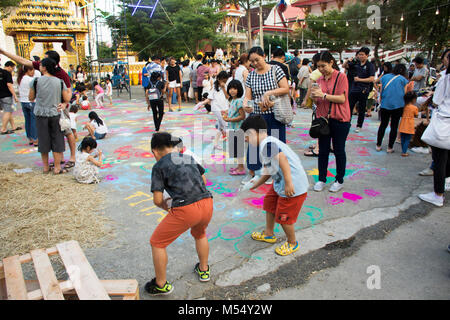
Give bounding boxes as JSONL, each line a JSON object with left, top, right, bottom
{"left": 0, "top": 240, "right": 139, "bottom": 300}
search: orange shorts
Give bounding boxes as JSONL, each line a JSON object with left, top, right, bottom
{"left": 150, "top": 197, "right": 213, "bottom": 248}
{"left": 263, "top": 185, "right": 307, "bottom": 225}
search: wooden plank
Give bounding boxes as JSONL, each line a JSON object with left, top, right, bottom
{"left": 2, "top": 256, "right": 28, "bottom": 300}
{"left": 26, "top": 279, "right": 138, "bottom": 300}
{"left": 30, "top": 249, "right": 64, "bottom": 300}
{"left": 56, "top": 241, "right": 110, "bottom": 300}
{"left": 0, "top": 247, "right": 58, "bottom": 280}
{"left": 0, "top": 278, "right": 7, "bottom": 300}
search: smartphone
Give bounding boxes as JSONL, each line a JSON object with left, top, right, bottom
{"left": 312, "top": 83, "right": 320, "bottom": 89}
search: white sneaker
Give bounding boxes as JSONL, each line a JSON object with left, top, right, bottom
{"left": 418, "top": 192, "right": 444, "bottom": 207}
{"left": 445, "top": 178, "right": 450, "bottom": 192}
{"left": 419, "top": 168, "right": 434, "bottom": 176}
{"left": 241, "top": 174, "right": 254, "bottom": 185}
{"left": 250, "top": 175, "right": 261, "bottom": 184}
{"left": 329, "top": 182, "right": 344, "bottom": 193}
{"left": 355, "top": 128, "right": 360, "bottom": 133}
{"left": 313, "top": 181, "right": 326, "bottom": 192}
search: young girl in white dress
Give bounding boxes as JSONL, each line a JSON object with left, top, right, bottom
{"left": 73, "top": 137, "right": 103, "bottom": 184}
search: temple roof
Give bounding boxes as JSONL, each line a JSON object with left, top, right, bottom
{"left": 2, "top": 0, "right": 88, "bottom": 36}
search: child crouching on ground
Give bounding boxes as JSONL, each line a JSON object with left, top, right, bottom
{"left": 399, "top": 91, "right": 419, "bottom": 157}
{"left": 241, "top": 115, "right": 309, "bottom": 256}
{"left": 73, "top": 137, "right": 102, "bottom": 184}
{"left": 146, "top": 132, "right": 213, "bottom": 296}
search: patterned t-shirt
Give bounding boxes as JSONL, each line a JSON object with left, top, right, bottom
{"left": 245, "top": 65, "right": 286, "bottom": 114}
{"left": 227, "top": 98, "right": 244, "bottom": 130}
{"left": 151, "top": 153, "right": 212, "bottom": 208}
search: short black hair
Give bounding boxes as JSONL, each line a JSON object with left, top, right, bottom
{"left": 393, "top": 63, "right": 407, "bottom": 77}
{"left": 404, "top": 91, "right": 417, "bottom": 105}
{"left": 227, "top": 79, "right": 244, "bottom": 99}
{"left": 302, "top": 58, "right": 310, "bottom": 66}
{"left": 294, "top": 50, "right": 299, "bottom": 56}
{"left": 45, "top": 50, "right": 60, "bottom": 65}
{"left": 196, "top": 54, "right": 203, "bottom": 60}
{"left": 272, "top": 47, "right": 285, "bottom": 58}
{"left": 151, "top": 132, "right": 176, "bottom": 151}
{"left": 357, "top": 47, "right": 370, "bottom": 56}
{"left": 151, "top": 55, "right": 160, "bottom": 61}
{"left": 240, "top": 115, "right": 268, "bottom": 132}
{"left": 33, "top": 56, "right": 41, "bottom": 62}
{"left": 78, "top": 137, "right": 97, "bottom": 152}
{"left": 248, "top": 46, "right": 265, "bottom": 58}
{"left": 69, "top": 104, "right": 78, "bottom": 113}
{"left": 5, "top": 61, "right": 15, "bottom": 68}
{"left": 413, "top": 56, "right": 424, "bottom": 64}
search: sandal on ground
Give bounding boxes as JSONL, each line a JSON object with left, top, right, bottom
{"left": 275, "top": 241, "right": 299, "bottom": 256}
{"left": 309, "top": 145, "right": 316, "bottom": 150}
{"left": 1, "top": 130, "right": 13, "bottom": 135}
{"left": 49, "top": 161, "right": 66, "bottom": 168}
{"left": 304, "top": 150, "right": 319, "bottom": 157}
{"left": 53, "top": 169, "right": 68, "bottom": 175}
{"left": 376, "top": 146, "right": 382, "bottom": 152}
{"left": 402, "top": 153, "right": 409, "bottom": 157}
{"left": 251, "top": 231, "right": 277, "bottom": 244}
{"left": 13, "top": 127, "right": 23, "bottom": 131}
{"left": 65, "top": 161, "right": 75, "bottom": 169}
{"left": 387, "top": 149, "right": 395, "bottom": 154}
{"left": 230, "top": 169, "right": 246, "bottom": 176}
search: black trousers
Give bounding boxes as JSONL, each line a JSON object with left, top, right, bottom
{"left": 431, "top": 147, "right": 450, "bottom": 194}
{"left": 349, "top": 91, "right": 369, "bottom": 128}
{"left": 150, "top": 99, "right": 164, "bottom": 132}
{"left": 376, "top": 108, "right": 404, "bottom": 149}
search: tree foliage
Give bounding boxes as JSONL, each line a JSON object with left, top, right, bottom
{"left": 105, "top": 0, "right": 232, "bottom": 59}
{"left": 0, "top": 0, "right": 21, "bottom": 19}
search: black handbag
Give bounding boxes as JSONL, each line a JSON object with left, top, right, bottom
{"left": 309, "top": 73, "right": 341, "bottom": 139}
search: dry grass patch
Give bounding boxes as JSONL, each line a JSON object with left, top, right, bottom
{"left": 0, "top": 163, "right": 115, "bottom": 259}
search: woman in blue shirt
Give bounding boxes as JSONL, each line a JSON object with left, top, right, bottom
{"left": 376, "top": 64, "right": 410, "bottom": 153}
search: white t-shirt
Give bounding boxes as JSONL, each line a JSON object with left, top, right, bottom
{"left": 202, "top": 79, "right": 212, "bottom": 95}
{"left": 182, "top": 67, "right": 191, "bottom": 83}
{"left": 209, "top": 80, "right": 230, "bottom": 112}
{"left": 19, "top": 75, "right": 35, "bottom": 103}
{"left": 91, "top": 119, "right": 108, "bottom": 134}
{"left": 106, "top": 82, "right": 113, "bottom": 96}
{"left": 69, "top": 112, "right": 77, "bottom": 130}
{"left": 81, "top": 100, "right": 90, "bottom": 108}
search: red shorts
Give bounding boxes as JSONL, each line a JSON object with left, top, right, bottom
{"left": 150, "top": 197, "right": 213, "bottom": 248}
{"left": 263, "top": 185, "right": 307, "bottom": 225}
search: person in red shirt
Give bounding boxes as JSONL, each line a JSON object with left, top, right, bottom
{"left": 311, "top": 51, "right": 351, "bottom": 194}
{"left": 0, "top": 47, "right": 77, "bottom": 168}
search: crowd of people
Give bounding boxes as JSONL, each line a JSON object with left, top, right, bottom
{"left": 0, "top": 44, "right": 449, "bottom": 296}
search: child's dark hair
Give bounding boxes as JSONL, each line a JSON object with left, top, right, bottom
{"left": 40, "top": 58, "right": 57, "bottom": 75}
{"left": 240, "top": 115, "right": 268, "bottom": 132}
{"left": 227, "top": 79, "right": 244, "bottom": 99}
{"left": 404, "top": 91, "right": 417, "bottom": 105}
{"left": 69, "top": 104, "right": 78, "bottom": 113}
{"left": 78, "top": 136, "right": 97, "bottom": 152}
{"left": 150, "top": 71, "right": 161, "bottom": 83}
{"left": 92, "top": 81, "right": 98, "bottom": 89}
{"left": 88, "top": 111, "right": 104, "bottom": 126}
{"left": 151, "top": 132, "right": 178, "bottom": 151}
{"left": 82, "top": 95, "right": 88, "bottom": 101}
{"left": 214, "top": 71, "right": 230, "bottom": 92}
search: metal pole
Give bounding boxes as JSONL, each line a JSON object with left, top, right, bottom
{"left": 123, "top": 0, "right": 132, "bottom": 100}
{"left": 259, "top": 0, "right": 264, "bottom": 49}
{"left": 94, "top": 0, "right": 100, "bottom": 81}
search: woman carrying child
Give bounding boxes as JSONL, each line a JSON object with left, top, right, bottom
{"left": 223, "top": 80, "right": 246, "bottom": 175}
{"left": 73, "top": 137, "right": 103, "bottom": 184}
{"left": 84, "top": 111, "right": 108, "bottom": 140}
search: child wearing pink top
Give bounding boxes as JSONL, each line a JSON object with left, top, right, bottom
{"left": 92, "top": 81, "right": 104, "bottom": 108}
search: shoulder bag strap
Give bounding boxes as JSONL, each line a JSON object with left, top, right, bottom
{"left": 382, "top": 75, "right": 400, "bottom": 94}
{"left": 327, "top": 72, "right": 341, "bottom": 118}
{"left": 271, "top": 65, "right": 279, "bottom": 89}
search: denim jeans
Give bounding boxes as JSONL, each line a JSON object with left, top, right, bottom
{"left": 400, "top": 133, "right": 412, "bottom": 154}
{"left": 318, "top": 119, "right": 351, "bottom": 184}
{"left": 21, "top": 102, "right": 37, "bottom": 140}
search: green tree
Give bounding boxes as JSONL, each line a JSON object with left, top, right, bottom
{"left": 97, "top": 42, "right": 115, "bottom": 60}
{"left": 390, "top": 0, "right": 449, "bottom": 65}
{"left": 105, "top": 0, "right": 231, "bottom": 58}
{"left": 0, "top": 0, "right": 20, "bottom": 19}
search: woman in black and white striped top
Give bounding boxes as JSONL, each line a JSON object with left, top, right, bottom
{"left": 242, "top": 46, "right": 290, "bottom": 183}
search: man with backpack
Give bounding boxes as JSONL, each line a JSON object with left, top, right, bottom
{"left": 146, "top": 72, "right": 166, "bottom": 132}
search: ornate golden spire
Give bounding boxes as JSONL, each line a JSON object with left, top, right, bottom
{"left": 3, "top": 0, "right": 88, "bottom": 35}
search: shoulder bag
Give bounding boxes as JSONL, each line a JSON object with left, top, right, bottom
{"left": 270, "top": 66, "right": 294, "bottom": 125}
{"left": 309, "top": 73, "right": 341, "bottom": 139}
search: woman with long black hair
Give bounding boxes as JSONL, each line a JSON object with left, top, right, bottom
{"left": 310, "top": 51, "right": 351, "bottom": 193}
